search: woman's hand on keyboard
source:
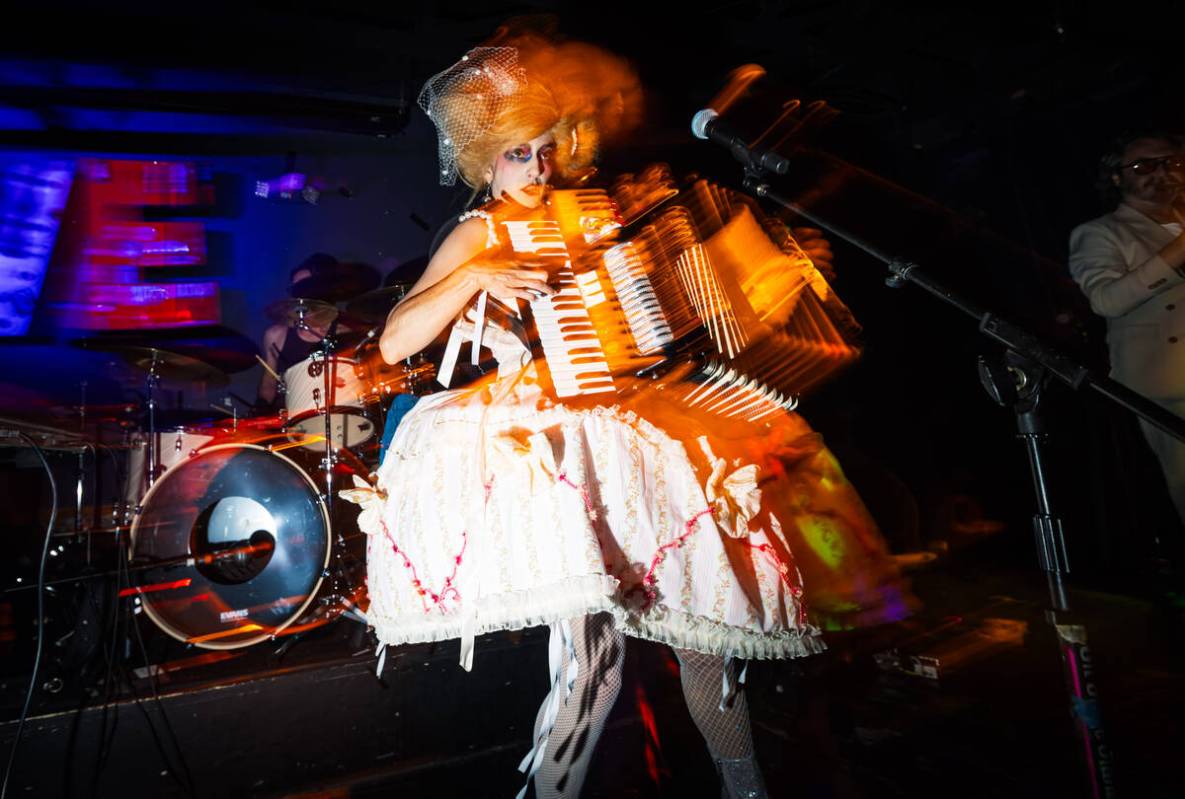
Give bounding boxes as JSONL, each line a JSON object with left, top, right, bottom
{"left": 463, "top": 257, "right": 554, "bottom": 304}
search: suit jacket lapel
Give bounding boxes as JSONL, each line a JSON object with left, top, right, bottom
{"left": 1114, "top": 203, "right": 1177, "bottom": 250}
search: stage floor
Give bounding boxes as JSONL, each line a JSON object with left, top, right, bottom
{"left": 3, "top": 545, "right": 1183, "bottom": 798}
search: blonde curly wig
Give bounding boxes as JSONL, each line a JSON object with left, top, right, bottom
{"left": 421, "top": 32, "right": 642, "bottom": 190}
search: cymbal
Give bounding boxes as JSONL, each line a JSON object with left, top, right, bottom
{"left": 289, "top": 261, "right": 381, "bottom": 302}
{"left": 74, "top": 342, "right": 229, "bottom": 385}
{"left": 70, "top": 325, "right": 260, "bottom": 374}
{"left": 344, "top": 284, "right": 414, "bottom": 325}
{"left": 265, "top": 297, "right": 339, "bottom": 328}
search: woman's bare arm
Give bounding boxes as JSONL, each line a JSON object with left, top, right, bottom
{"left": 378, "top": 217, "right": 552, "bottom": 364}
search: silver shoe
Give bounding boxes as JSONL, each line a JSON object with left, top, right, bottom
{"left": 715, "top": 756, "right": 769, "bottom": 799}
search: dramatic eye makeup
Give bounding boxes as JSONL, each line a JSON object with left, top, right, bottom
{"left": 502, "top": 143, "right": 556, "bottom": 164}
{"left": 504, "top": 144, "right": 534, "bottom": 163}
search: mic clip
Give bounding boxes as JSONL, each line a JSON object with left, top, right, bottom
{"left": 691, "top": 108, "right": 790, "bottom": 181}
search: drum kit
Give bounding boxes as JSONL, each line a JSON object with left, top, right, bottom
{"left": 58, "top": 263, "right": 434, "bottom": 650}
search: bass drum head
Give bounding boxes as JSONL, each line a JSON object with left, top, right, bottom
{"left": 130, "top": 443, "right": 331, "bottom": 649}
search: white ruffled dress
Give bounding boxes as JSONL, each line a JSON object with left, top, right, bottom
{"left": 343, "top": 315, "right": 825, "bottom": 669}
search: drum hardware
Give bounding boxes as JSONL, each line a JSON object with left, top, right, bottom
{"left": 208, "top": 399, "right": 238, "bottom": 434}
{"left": 145, "top": 354, "right": 160, "bottom": 489}
{"left": 143, "top": 408, "right": 225, "bottom": 429}
{"left": 318, "top": 318, "right": 339, "bottom": 516}
{"left": 72, "top": 382, "right": 89, "bottom": 545}
{"left": 264, "top": 296, "right": 339, "bottom": 330}
{"left": 1, "top": 528, "right": 274, "bottom": 595}
{"left": 72, "top": 342, "right": 230, "bottom": 490}
{"left": 69, "top": 339, "right": 248, "bottom": 536}
{"left": 279, "top": 311, "right": 380, "bottom": 516}
{"left": 332, "top": 446, "right": 373, "bottom": 482}
{"left": 6, "top": 341, "right": 369, "bottom": 654}
{"left": 354, "top": 346, "right": 437, "bottom": 403}
{"left": 43, "top": 299, "right": 378, "bottom": 650}
{"left": 270, "top": 300, "right": 377, "bottom": 465}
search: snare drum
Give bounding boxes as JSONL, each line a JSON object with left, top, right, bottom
{"left": 283, "top": 353, "right": 375, "bottom": 450}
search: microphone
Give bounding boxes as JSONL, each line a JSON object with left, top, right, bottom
{"left": 691, "top": 108, "right": 790, "bottom": 175}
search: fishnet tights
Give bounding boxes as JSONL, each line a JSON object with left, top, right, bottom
{"left": 532, "top": 614, "right": 757, "bottom": 798}
{"left": 675, "top": 649, "right": 756, "bottom": 761}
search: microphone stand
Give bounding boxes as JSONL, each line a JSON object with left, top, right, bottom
{"left": 2, "top": 540, "right": 276, "bottom": 595}
{"left": 725, "top": 154, "right": 1166, "bottom": 798}
{"left": 318, "top": 316, "right": 341, "bottom": 517}
{"left": 742, "top": 168, "right": 1185, "bottom": 442}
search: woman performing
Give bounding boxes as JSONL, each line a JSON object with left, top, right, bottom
{"left": 344, "top": 37, "right": 903, "bottom": 799}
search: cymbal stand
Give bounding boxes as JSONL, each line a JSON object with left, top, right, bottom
{"left": 306, "top": 315, "right": 365, "bottom": 624}
{"left": 319, "top": 320, "right": 340, "bottom": 516}
{"left": 144, "top": 351, "right": 161, "bottom": 490}
{"left": 74, "top": 381, "right": 87, "bottom": 541}
{"left": 72, "top": 381, "right": 101, "bottom": 567}
{"left": 292, "top": 308, "right": 339, "bottom": 515}
{"left": 272, "top": 347, "right": 288, "bottom": 414}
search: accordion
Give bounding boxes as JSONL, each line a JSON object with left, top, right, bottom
{"left": 498, "top": 166, "right": 862, "bottom": 422}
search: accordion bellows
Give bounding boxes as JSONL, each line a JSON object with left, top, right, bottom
{"left": 503, "top": 168, "right": 862, "bottom": 421}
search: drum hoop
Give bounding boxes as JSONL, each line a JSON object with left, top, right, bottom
{"left": 282, "top": 353, "right": 360, "bottom": 374}
{"left": 301, "top": 352, "right": 357, "bottom": 362}
{"left": 286, "top": 406, "right": 373, "bottom": 426}
{"left": 130, "top": 425, "right": 216, "bottom": 440}
{"left": 129, "top": 442, "right": 333, "bottom": 650}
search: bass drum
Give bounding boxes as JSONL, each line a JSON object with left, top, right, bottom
{"left": 129, "top": 443, "right": 334, "bottom": 649}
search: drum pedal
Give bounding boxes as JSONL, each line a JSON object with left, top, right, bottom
{"left": 341, "top": 607, "right": 368, "bottom": 625}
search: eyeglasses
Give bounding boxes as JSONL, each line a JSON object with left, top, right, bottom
{"left": 1120, "top": 155, "right": 1185, "bottom": 175}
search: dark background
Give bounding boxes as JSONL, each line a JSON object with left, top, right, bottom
{"left": 4, "top": 0, "right": 1185, "bottom": 578}
{"left": 3, "top": 5, "right": 1185, "bottom": 798}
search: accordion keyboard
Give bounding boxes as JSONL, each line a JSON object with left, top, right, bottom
{"left": 502, "top": 219, "right": 615, "bottom": 397}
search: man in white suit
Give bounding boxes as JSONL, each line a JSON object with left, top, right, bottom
{"left": 1070, "top": 133, "right": 1185, "bottom": 524}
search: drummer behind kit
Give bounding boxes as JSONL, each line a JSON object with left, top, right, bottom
{"left": 72, "top": 262, "right": 438, "bottom": 650}
{"left": 260, "top": 296, "right": 367, "bottom": 450}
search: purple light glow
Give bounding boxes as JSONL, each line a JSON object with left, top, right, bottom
{"left": 0, "top": 157, "right": 73, "bottom": 336}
